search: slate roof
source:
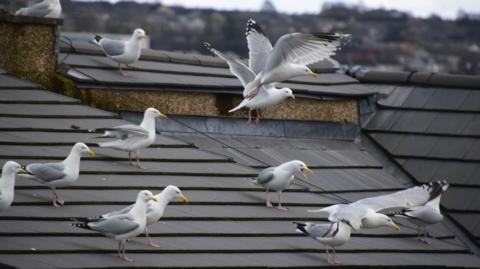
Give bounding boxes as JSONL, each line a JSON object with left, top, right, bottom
{"left": 357, "top": 70, "right": 480, "bottom": 248}
{"left": 1, "top": 71, "right": 480, "bottom": 268}
{"left": 58, "top": 41, "right": 375, "bottom": 98}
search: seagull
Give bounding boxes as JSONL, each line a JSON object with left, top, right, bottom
{"left": 96, "top": 107, "right": 167, "bottom": 169}
{"left": 15, "top": 0, "right": 62, "bottom": 18}
{"left": 251, "top": 160, "right": 312, "bottom": 210}
{"left": 393, "top": 181, "right": 449, "bottom": 243}
{"left": 72, "top": 190, "right": 157, "bottom": 262}
{"left": 101, "top": 185, "right": 188, "bottom": 247}
{"left": 294, "top": 221, "right": 352, "bottom": 264}
{"left": 308, "top": 181, "right": 446, "bottom": 230}
{"left": 92, "top": 29, "right": 146, "bottom": 76}
{"left": 20, "top": 143, "right": 94, "bottom": 207}
{"left": 0, "top": 161, "right": 27, "bottom": 211}
{"left": 243, "top": 19, "right": 350, "bottom": 98}
{"left": 203, "top": 42, "right": 294, "bottom": 126}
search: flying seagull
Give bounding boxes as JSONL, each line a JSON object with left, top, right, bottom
{"left": 96, "top": 107, "right": 167, "bottom": 169}
{"left": 72, "top": 190, "right": 157, "bottom": 262}
{"left": 294, "top": 221, "right": 352, "bottom": 264}
{"left": 204, "top": 41, "right": 294, "bottom": 126}
{"left": 243, "top": 19, "right": 350, "bottom": 98}
{"left": 251, "top": 160, "right": 312, "bottom": 210}
{"left": 393, "top": 181, "right": 449, "bottom": 243}
{"left": 15, "top": 0, "right": 62, "bottom": 18}
{"left": 101, "top": 185, "right": 188, "bottom": 247}
{"left": 308, "top": 181, "right": 447, "bottom": 230}
{"left": 20, "top": 143, "right": 94, "bottom": 207}
{"left": 0, "top": 161, "right": 27, "bottom": 211}
{"left": 92, "top": 28, "right": 146, "bottom": 76}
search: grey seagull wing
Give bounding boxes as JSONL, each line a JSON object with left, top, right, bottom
{"left": 16, "top": 1, "right": 52, "bottom": 17}
{"left": 26, "top": 163, "right": 66, "bottom": 182}
{"left": 256, "top": 167, "right": 275, "bottom": 185}
{"left": 204, "top": 42, "right": 255, "bottom": 88}
{"left": 99, "top": 39, "right": 126, "bottom": 57}
{"left": 246, "top": 19, "right": 273, "bottom": 74}
{"left": 90, "top": 214, "right": 139, "bottom": 235}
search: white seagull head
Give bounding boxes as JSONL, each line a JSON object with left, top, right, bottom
{"left": 138, "top": 190, "right": 157, "bottom": 203}
{"left": 132, "top": 29, "right": 146, "bottom": 40}
{"left": 73, "top": 142, "right": 95, "bottom": 157}
{"left": 292, "top": 65, "right": 318, "bottom": 78}
{"left": 162, "top": 185, "right": 189, "bottom": 203}
{"left": 280, "top": 88, "right": 295, "bottom": 100}
{"left": 145, "top": 107, "right": 168, "bottom": 120}
{"left": 2, "top": 161, "right": 25, "bottom": 176}
{"left": 282, "top": 160, "right": 313, "bottom": 180}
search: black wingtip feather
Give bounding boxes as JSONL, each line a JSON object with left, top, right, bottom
{"left": 427, "top": 181, "right": 446, "bottom": 201}
{"left": 294, "top": 222, "right": 310, "bottom": 236}
{"left": 246, "top": 18, "right": 266, "bottom": 36}
{"left": 311, "top": 33, "right": 351, "bottom": 42}
{"left": 93, "top": 34, "right": 103, "bottom": 43}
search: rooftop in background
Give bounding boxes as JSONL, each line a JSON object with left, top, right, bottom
{"left": 1, "top": 72, "right": 480, "bottom": 268}
{"left": 355, "top": 69, "right": 480, "bottom": 248}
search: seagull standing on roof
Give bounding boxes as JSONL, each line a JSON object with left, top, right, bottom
{"left": 393, "top": 181, "right": 449, "bottom": 244}
{"left": 100, "top": 185, "right": 188, "bottom": 247}
{"left": 251, "top": 160, "right": 312, "bottom": 210}
{"left": 243, "top": 19, "right": 350, "bottom": 99}
{"left": 204, "top": 42, "right": 294, "bottom": 126}
{"left": 72, "top": 190, "right": 157, "bottom": 262}
{"left": 294, "top": 221, "right": 352, "bottom": 264}
{"left": 19, "top": 143, "right": 94, "bottom": 207}
{"left": 92, "top": 29, "right": 146, "bottom": 76}
{"left": 308, "top": 181, "right": 447, "bottom": 231}
{"left": 0, "top": 161, "right": 27, "bottom": 211}
{"left": 15, "top": 0, "right": 62, "bottom": 18}
{"left": 96, "top": 107, "right": 167, "bottom": 169}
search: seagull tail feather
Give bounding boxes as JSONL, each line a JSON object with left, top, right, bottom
{"left": 228, "top": 99, "right": 248, "bottom": 113}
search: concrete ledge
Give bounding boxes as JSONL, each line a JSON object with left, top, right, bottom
{"left": 0, "top": 14, "right": 63, "bottom": 26}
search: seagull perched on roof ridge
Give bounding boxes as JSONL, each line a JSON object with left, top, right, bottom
{"left": 15, "top": 0, "right": 62, "bottom": 18}
{"left": 100, "top": 185, "right": 188, "bottom": 248}
{"left": 96, "top": 107, "right": 167, "bottom": 169}
{"left": 19, "top": 143, "right": 94, "bottom": 207}
{"left": 392, "top": 180, "right": 449, "bottom": 244}
{"left": 92, "top": 28, "right": 146, "bottom": 76}
{"left": 251, "top": 160, "right": 312, "bottom": 210}
{"left": 204, "top": 42, "right": 294, "bottom": 126}
{"left": 294, "top": 221, "right": 352, "bottom": 264}
{"left": 72, "top": 190, "right": 157, "bottom": 262}
{"left": 243, "top": 18, "right": 350, "bottom": 99}
{"left": 0, "top": 161, "right": 27, "bottom": 211}
{"left": 308, "top": 181, "right": 447, "bottom": 231}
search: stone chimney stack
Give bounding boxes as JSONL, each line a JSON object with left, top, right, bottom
{"left": 0, "top": 14, "right": 62, "bottom": 88}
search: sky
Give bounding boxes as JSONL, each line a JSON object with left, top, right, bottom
{"left": 76, "top": 0, "right": 480, "bottom": 19}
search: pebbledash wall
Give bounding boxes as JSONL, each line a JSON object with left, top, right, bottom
{"left": 0, "top": 14, "right": 359, "bottom": 125}
{"left": 0, "top": 14, "right": 62, "bottom": 89}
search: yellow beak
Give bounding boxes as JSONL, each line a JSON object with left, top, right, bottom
{"left": 18, "top": 167, "right": 28, "bottom": 174}
{"left": 180, "top": 195, "right": 189, "bottom": 204}
{"left": 392, "top": 223, "right": 401, "bottom": 232}
{"left": 87, "top": 149, "right": 95, "bottom": 157}
{"left": 160, "top": 114, "right": 168, "bottom": 120}
{"left": 310, "top": 71, "right": 318, "bottom": 78}
{"left": 301, "top": 167, "right": 313, "bottom": 180}
{"left": 150, "top": 196, "right": 158, "bottom": 202}
{"left": 289, "top": 93, "right": 295, "bottom": 100}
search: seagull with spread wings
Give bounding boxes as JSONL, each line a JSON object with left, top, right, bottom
{"left": 308, "top": 181, "right": 446, "bottom": 231}
{"left": 204, "top": 42, "right": 294, "bottom": 126}
{"left": 393, "top": 181, "right": 449, "bottom": 243}
{"left": 15, "top": 0, "right": 62, "bottom": 18}
{"left": 243, "top": 19, "right": 350, "bottom": 98}
{"left": 92, "top": 29, "right": 146, "bottom": 76}
{"left": 96, "top": 107, "right": 167, "bottom": 169}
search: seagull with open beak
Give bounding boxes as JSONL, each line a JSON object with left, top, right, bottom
{"left": 251, "top": 160, "right": 313, "bottom": 210}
